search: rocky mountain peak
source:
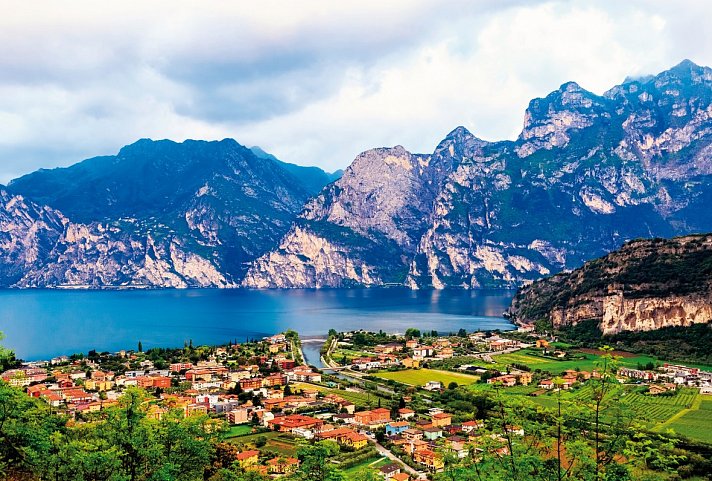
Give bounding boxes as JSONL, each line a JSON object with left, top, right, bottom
{"left": 516, "top": 81, "right": 609, "bottom": 157}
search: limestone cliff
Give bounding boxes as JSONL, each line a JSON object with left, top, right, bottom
{"left": 243, "top": 140, "right": 469, "bottom": 287}
{"left": 508, "top": 234, "right": 712, "bottom": 334}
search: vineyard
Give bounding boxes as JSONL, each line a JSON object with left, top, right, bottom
{"left": 666, "top": 397, "right": 712, "bottom": 443}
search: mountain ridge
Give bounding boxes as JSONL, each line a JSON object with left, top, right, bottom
{"left": 2, "top": 60, "right": 712, "bottom": 290}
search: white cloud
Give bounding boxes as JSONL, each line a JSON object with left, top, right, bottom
{"left": 0, "top": 0, "right": 709, "bottom": 182}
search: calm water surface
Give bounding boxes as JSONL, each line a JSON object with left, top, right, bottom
{"left": 0, "top": 289, "right": 515, "bottom": 361}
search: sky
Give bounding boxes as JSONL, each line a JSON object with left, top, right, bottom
{"left": 0, "top": 0, "right": 710, "bottom": 182}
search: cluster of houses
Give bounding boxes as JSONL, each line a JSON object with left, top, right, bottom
{"left": 617, "top": 364, "right": 712, "bottom": 393}
{"left": 1, "top": 333, "right": 325, "bottom": 419}
{"left": 344, "top": 332, "right": 527, "bottom": 372}
{"left": 381, "top": 407, "right": 519, "bottom": 472}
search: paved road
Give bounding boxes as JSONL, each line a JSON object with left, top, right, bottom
{"left": 373, "top": 440, "right": 426, "bottom": 479}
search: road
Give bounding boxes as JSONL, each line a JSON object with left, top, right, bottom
{"left": 373, "top": 440, "right": 426, "bottom": 479}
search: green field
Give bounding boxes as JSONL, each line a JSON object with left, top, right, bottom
{"left": 291, "top": 382, "right": 389, "bottom": 407}
{"left": 665, "top": 396, "right": 712, "bottom": 443}
{"left": 224, "top": 424, "right": 254, "bottom": 438}
{"left": 489, "top": 349, "right": 699, "bottom": 374}
{"left": 468, "top": 379, "right": 704, "bottom": 432}
{"left": 373, "top": 368, "right": 480, "bottom": 387}
{"left": 340, "top": 456, "right": 389, "bottom": 481}
{"left": 332, "top": 348, "right": 375, "bottom": 365}
{"left": 226, "top": 431, "right": 300, "bottom": 455}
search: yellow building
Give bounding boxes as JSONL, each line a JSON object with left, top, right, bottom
{"left": 236, "top": 450, "right": 260, "bottom": 468}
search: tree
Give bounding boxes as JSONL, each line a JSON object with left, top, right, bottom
{"left": 295, "top": 443, "right": 344, "bottom": 481}
{"left": 0, "top": 332, "right": 17, "bottom": 371}
{"left": 404, "top": 328, "right": 421, "bottom": 340}
{"left": 448, "top": 382, "right": 459, "bottom": 390}
{"left": 457, "top": 328, "right": 467, "bottom": 338}
{"left": 137, "top": 340, "right": 143, "bottom": 353}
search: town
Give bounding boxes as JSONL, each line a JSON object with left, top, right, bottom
{"left": 2, "top": 327, "right": 712, "bottom": 481}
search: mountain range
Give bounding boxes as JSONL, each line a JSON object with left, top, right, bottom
{"left": 1, "top": 60, "right": 711, "bottom": 288}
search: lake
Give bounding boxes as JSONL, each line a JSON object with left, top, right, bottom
{"left": 0, "top": 288, "right": 515, "bottom": 361}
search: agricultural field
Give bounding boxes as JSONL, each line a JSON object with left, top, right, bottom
{"left": 291, "top": 381, "right": 389, "bottom": 407}
{"left": 663, "top": 396, "right": 712, "bottom": 444}
{"left": 373, "top": 368, "right": 479, "bottom": 387}
{"left": 489, "top": 349, "right": 705, "bottom": 374}
{"left": 467, "top": 380, "right": 704, "bottom": 432}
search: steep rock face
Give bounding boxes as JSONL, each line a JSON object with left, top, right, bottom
{"left": 0, "top": 190, "right": 66, "bottom": 284}
{"left": 0, "top": 188, "right": 231, "bottom": 288}
{"left": 508, "top": 234, "right": 712, "bottom": 334}
{"left": 407, "top": 60, "right": 712, "bottom": 288}
{"left": 243, "top": 138, "right": 470, "bottom": 287}
{"left": 5, "top": 139, "right": 331, "bottom": 286}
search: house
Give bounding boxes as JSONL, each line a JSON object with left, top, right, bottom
{"left": 461, "top": 420, "right": 483, "bottom": 433}
{"left": 267, "top": 457, "right": 300, "bottom": 475}
{"left": 538, "top": 379, "right": 554, "bottom": 390}
{"left": 392, "top": 473, "right": 410, "bottom": 481}
{"left": 239, "top": 377, "right": 264, "bottom": 391}
{"left": 401, "top": 358, "right": 421, "bottom": 368}
{"left": 444, "top": 438, "right": 469, "bottom": 458}
{"left": 649, "top": 384, "right": 675, "bottom": 395}
{"left": 536, "top": 340, "right": 550, "bottom": 349}
{"left": 354, "top": 408, "right": 391, "bottom": 427}
{"left": 318, "top": 427, "right": 369, "bottom": 449}
{"left": 413, "top": 346, "right": 434, "bottom": 358}
{"left": 423, "top": 381, "right": 442, "bottom": 391}
{"left": 385, "top": 421, "right": 410, "bottom": 436}
{"left": 487, "top": 375, "right": 517, "bottom": 387}
{"left": 227, "top": 408, "right": 250, "bottom": 425}
{"left": 264, "top": 374, "right": 288, "bottom": 387}
{"left": 235, "top": 450, "right": 260, "bottom": 468}
{"left": 423, "top": 427, "right": 442, "bottom": 440}
{"left": 405, "top": 339, "right": 419, "bottom": 349}
{"left": 402, "top": 428, "right": 423, "bottom": 440}
{"left": 430, "top": 412, "right": 452, "bottom": 427}
{"left": 169, "top": 362, "right": 193, "bottom": 372}
{"left": 268, "top": 414, "right": 324, "bottom": 433}
{"left": 514, "top": 371, "right": 533, "bottom": 385}
{"left": 619, "top": 368, "right": 658, "bottom": 382}
{"left": 413, "top": 449, "right": 444, "bottom": 470}
{"left": 398, "top": 408, "right": 415, "bottom": 420}
{"left": 379, "top": 463, "right": 401, "bottom": 479}
{"left": 278, "top": 360, "right": 296, "bottom": 370}
{"left": 436, "top": 347, "right": 454, "bottom": 359}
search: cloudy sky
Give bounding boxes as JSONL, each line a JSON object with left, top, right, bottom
{"left": 0, "top": 0, "right": 710, "bottom": 182}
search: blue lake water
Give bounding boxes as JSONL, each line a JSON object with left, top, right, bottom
{"left": 0, "top": 288, "right": 515, "bottom": 361}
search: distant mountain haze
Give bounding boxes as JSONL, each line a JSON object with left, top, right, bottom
{"left": 2, "top": 60, "right": 711, "bottom": 288}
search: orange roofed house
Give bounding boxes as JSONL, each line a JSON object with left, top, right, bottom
{"left": 268, "top": 414, "right": 324, "bottom": 433}
{"left": 354, "top": 407, "right": 391, "bottom": 427}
